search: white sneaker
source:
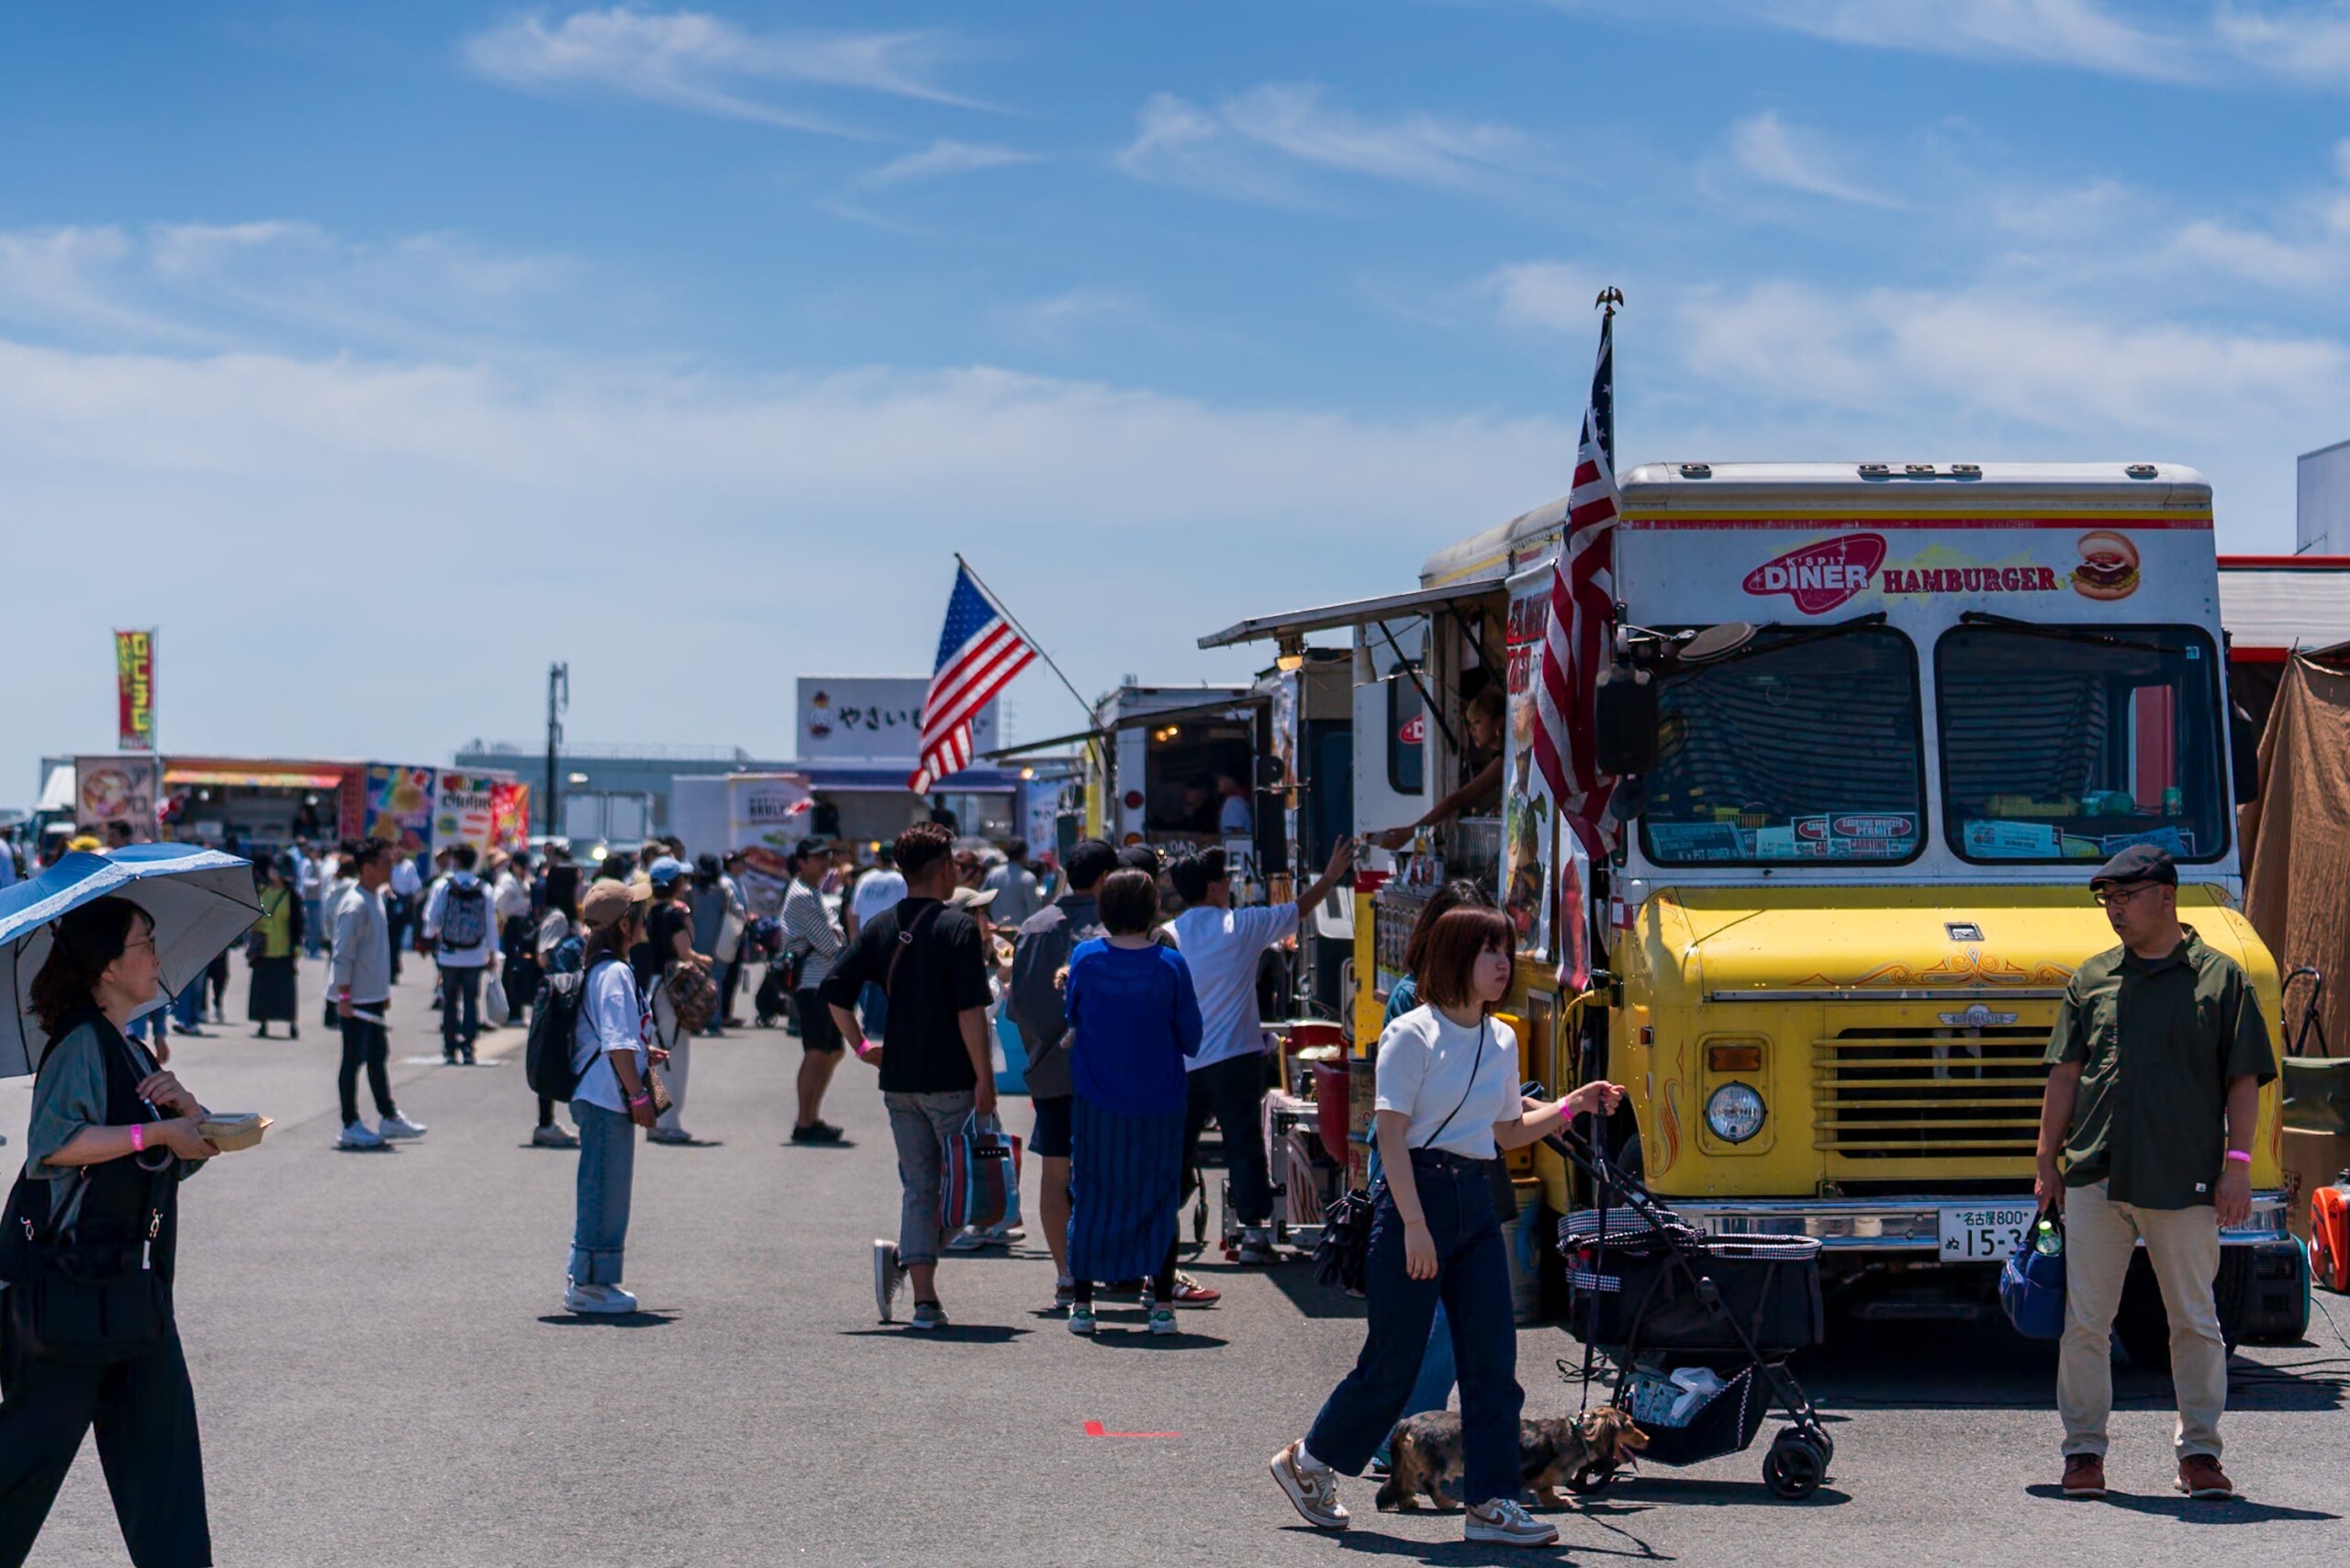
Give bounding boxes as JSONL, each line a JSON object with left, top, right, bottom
{"left": 377, "top": 1113, "right": 428, "bottom": 1140}
{"left": 1270, "top": 1441, "right": 1349, "bottom": 1531}
{"left": 1464, "top": 1497, "right": 1558, "bottom": 1547}
{"left": 1068, "top": 1304, "right": 1098, "bottom": 1336}
{"left": 337, "top": 1121, "right": 386, "bottom": 1150}
{"left": 872, "top": 1239, "right": 904, "bottom": 1323}
{"left": 563, "top": 1281, "right": 639, "bottom": 1315}
{"left": 532, "top": 1124, "right": 580, "bottom": 1148}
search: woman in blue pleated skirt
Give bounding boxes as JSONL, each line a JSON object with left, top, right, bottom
{"left": 1062, "top": 868, "right": 1203, "bottom": 1337}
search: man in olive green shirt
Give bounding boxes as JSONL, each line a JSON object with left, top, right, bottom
{"left": 2036, "top": 845, "right": 2275, "bottom": 1504}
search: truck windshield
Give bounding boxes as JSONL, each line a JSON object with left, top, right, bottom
{"left": 1937, "top": 624, "right": 2226, "bottom": 864}
{"left": 1639, "top": 628, "right": 1926, "bottom": 865}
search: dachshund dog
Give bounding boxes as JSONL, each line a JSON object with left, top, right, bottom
{"left": 1375, "top": 1406, "right": 1649, "bottom": 1512}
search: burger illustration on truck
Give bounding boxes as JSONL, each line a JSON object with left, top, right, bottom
{"left": 2070, "top": 530, "right": 2142, "bottom": 600}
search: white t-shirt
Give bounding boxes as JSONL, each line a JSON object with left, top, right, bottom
{"left": 1374, "top": 1004, "right": 1521, "bottom": 1160}
{"left": 571, "top": 959, "right": 651, "bottom": 1115}
{"left": 389, "top": 858, "right": 423, "bottom": 899}
{"left": 1167, "top": 902, "right": 1298, "bottom": 1072}
{"left": 849, "top": 869, "right": 907, "bottom": 933}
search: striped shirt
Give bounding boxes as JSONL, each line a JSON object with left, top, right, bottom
{"left": 780, "top": 878, "right": 844, "bottom": 990}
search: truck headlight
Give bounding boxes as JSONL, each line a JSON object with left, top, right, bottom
{"left": 1706, "top": 1082, "right": 1765, "bottom": 1145}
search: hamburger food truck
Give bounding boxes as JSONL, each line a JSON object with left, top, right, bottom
{"left": 1205, "top": 461, "right": 2308, "bottom": 1355}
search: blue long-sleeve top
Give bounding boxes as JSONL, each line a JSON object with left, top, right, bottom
{"left": 1064, "top": 938, "right": 1203, "bottom": 1119}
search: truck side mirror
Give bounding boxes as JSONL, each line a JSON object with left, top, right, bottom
{"left": 1594, "top": 665, "right": 1657, "bottom": 777}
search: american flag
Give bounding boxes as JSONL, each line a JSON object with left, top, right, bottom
{"left": 909, "top": 565, "right": 1035, "bottom": 794}
{"left": 1531, "top": 309, "right": 1620, "bottom": 857}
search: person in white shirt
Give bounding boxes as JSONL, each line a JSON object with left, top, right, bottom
{"left": 565, "top": 879, "right": 660, "bottom": 1316}
{"left": 845, "top": 847, "right": 908, "bottom": 1040}
{"left": 386, "top": 850, "right": 424, "bottom": 982}
{"left": 1270, "top": 904, "right": 1624, "bottom": 1545}
{"left": 422, "top": 844, "right": 498, "bottom": 1065}
{"left": 297, "top": 843, "right": 329, "bottom": 958}
{"left": 1166, "top": 836, "right": 1356, "bottom": 1262}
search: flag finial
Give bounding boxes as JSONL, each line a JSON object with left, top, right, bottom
{"left": 1595, "top": 286, "right": 1624, "bottom": 317}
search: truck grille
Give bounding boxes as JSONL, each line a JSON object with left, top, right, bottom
{"left": 1813, "top": 1026, "right": 2047, "bottom": 1161}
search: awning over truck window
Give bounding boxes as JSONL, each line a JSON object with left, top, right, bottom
{"left": 1196, "top": 577, "right": 1507, "bottom": 650}
{"left": 981, "top": 693, "right": 1266, "bottom": 762}
{"left": 163, "top": 767, "right": 348, "bottom": 790}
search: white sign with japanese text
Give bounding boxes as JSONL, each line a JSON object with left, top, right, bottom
{"left": 795, "top": 676, "right": 1000, "bottom": 763}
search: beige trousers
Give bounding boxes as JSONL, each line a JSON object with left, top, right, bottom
{"left": 2056, "top": 1180, "right": 2225, "bottom": 1461}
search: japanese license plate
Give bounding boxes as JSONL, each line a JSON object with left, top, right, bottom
{"left": 1940, "top": 1203, "right": 2037, "bottom": 1262}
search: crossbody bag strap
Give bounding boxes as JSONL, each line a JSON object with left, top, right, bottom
{"left": 884, "top": 902, "right": 946, "bottom": 1002}
{"left": 1415, "top": 1014, "right": 1490, "bottom": 1153}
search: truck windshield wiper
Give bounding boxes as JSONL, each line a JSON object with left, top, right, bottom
{"left": 1956, "top": 610, "right": 2166, "bottom": 655}
{"left": 1691, "top": 610, "right": 1888, "bottom": 669}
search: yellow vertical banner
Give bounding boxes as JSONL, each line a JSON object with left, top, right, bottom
{"left": 115, "top": 629, "right": 156, "bottom": 751}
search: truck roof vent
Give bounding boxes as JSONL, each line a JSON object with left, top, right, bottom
{"left": 1677, "top": 462, "right": 1712, "bottom": 478}
{"left": 1949, "top": 463, "right": 1981, "bottom": 477}
{"left": 1905, "top": 463, "right": 1936, "bottom": 476}
{"left": 2125, "top": 463, "right": 2158, "bottom": 479}
{"left": 1858, "top": 463, "right": 1891, "bottom": 477}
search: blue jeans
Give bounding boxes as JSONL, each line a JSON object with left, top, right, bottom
{"left": 569, "top": 1102, "right": 636, "bottom": 1285}
{"left": 1304, "top": 1149, "right": 1522, "bottom": 1506}
{"left": 439, "top": 965, "right": 483, "bottom": 1056}
{"left": 303, "top": 897, "right": 322, "bottom": 958}
{"left": 170, "top": 984, "right": 204, "bottom": 1030}
{"left": 1363, "top": 1146, "right": 1460, "bottom": 1438}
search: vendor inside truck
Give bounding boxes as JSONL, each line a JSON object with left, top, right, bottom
{"left": 1371, "top": 682, "right": 1505, "bottom": 851}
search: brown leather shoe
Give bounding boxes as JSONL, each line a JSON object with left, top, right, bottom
{"left": 2061, "top": 1454, "right": 2107, "bottom": 1498}
{"left": 2177, "top": 1455, "right": 2234, "bottom": 1499}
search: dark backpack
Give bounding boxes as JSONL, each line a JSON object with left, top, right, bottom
{"left": 526, "top": 956, "right": 617, "bottom": 1101}
{"left": 438, "top": 883, "right": 489, "bottom": 951}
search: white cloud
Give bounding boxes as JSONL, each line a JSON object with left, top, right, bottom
{"left": 1484, "top": 262, "right": 1606, "bottom": 332}
{"left": 461, "top": 6, "right": 979, "bottom": 134}
{"left": 1118, "top": 84, "right": 1533, "bottom": 206}
{"left": 865, "top": 138, "right": 1037, "bottom": 185}
{"left": 2211, "top": 2, "right": 2350, "bottom": 83}
{"left": 1726, "top": 111, "right": 1901, "bottom": 207}
{"left": 1732, "top": 0, "right": 2197, "bottom": 81}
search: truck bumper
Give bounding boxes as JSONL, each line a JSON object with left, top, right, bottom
{"left": 1662, "top": 1193, "right": 2290, "bottom": 1254}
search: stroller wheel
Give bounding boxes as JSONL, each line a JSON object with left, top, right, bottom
{"left": 1762, "top": 1430, "right": 1828, "bottom": 1500}
{"left": 1564, "top": 1462, "right": 1617, "bottom": 1497}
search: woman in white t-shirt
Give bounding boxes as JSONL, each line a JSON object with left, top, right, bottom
{"left": 1270, "top": 905, "right": 1625, "bottom": 1549}
{"left": 564, "top": 880, "right": 660, "bottom": 1316}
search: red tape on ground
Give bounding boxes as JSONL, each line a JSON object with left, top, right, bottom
{"left": 1083, "top": 1420, "right": 1181, "bottom": 1439}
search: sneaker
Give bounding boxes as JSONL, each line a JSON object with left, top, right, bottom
{"left": 789, "top": 1121, "right": 845, "bottom": 1145}
{"left": 2062, "top": 1454, "right": 2108, "bottom": 1499}
{"left": 442, "top": 1052, "right": 459, "bottom": 1066}
{"left": 377, "top": 1113, "right": 428, "bottom": 1140}
{"left": 1237, "top": 1228, "right": 1278, "bottom": 1264}
{"left": 563, "top": 1281, "right": 640, "bottom": 1315}
{"left": 532, "top": 1124, "right": 580, "bottom": 1148}
{"left": 946, "top": 1226, "right": 991, "bottom": 1252}
{"left": 872, "top": 1240, "right": 904, "bottom": 1323}
{"left": 1148, "top": 1305, "right": 1177, "bottom": 1336}
{"left": 1068, "top": 1304, "right": 1098, "bottom": 1336}
{"left": 2177, "top": 1455, "right": 2233, "bottom": 1499}
{"left": 336, "top": 1121, "right": 385, "bottom": 1150}
{"left": 1269, "top": 1441, "right": 1349, "bottom": 1531}
{"left": 1464, "top": 1497, "right": 1558, "bottom": 1546}
{"left": 1168, "top": 1271, "right": 1222, "bottom": 1306}
{"left": 1053, "top": 1280, "right": 1078, "bottom": 1313}
{"left": 908, "top": 1300, "right": 948, "bottom": 1330}
{"left": 462, "top": 1047, "right": 476, "bottom": 1066}
{"left": 645, "top": 1126, "right": 694, "bottom": 1145}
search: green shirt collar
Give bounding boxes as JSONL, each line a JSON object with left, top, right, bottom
{"left": 2119, "top": 924, "right": 2199, "bottom": 976}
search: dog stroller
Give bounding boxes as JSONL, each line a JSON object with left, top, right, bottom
{"left": 1550, "top": 1128, "right": 1835, "bottom": 1500}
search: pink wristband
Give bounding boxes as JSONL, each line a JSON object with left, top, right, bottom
{"left": 130, "top": 1123, "right": 145, "bottom": 1153}
{"left": 2224, "top": 1148, "right": 2253, "bottom": 1165}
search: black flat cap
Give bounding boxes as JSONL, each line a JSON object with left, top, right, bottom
{"left": 2088, "top": 843, "right": 2177, "bottom": 889}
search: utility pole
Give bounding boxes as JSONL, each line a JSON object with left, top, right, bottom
{"left": 545, "top": 662, "right": 569, "bottom": 842}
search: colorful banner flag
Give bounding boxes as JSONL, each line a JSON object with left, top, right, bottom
{"left": 115, "top": 630, "right": 156, "bottom": 751}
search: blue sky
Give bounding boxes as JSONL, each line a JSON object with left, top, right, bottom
{"left": 6, "top": 1, "right": 2350, "bottom": 798}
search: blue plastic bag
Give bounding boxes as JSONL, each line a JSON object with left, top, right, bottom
{"left": 1999, "top": 1213, "right": 2066, "bottom": 1340}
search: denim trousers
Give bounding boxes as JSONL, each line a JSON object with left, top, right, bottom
{"left": 438, "top": 965, "right": 483, "bottom": 1055}
{"left": 569, "top": 1102, "right": 637, "bottom": 1285}
{"left": 1304, "top": 1149, "right": 1523, "bottom": 1506}
{"left": 885, "top": 1090, "right": 976, "bottom": 1268}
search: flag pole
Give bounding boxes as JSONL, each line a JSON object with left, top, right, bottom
{"left": 952, "top": 554, "right": 1097, "bottom": 728}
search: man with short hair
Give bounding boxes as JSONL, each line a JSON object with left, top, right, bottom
{"left": 982, "top": 839, "right": 1045, "bottom": 930}
{"left": 1006, "top": 838, "right": 1122, "bottom": 1308}
{"left": 423, "top": 844, "right": 498, "bottom": 1065}
{"left": 332, "top": 842, "right": 427, "bottom": 1149}
{"left": 781, "top": 840, "right": 848, "bottom": 1144}
{"left": 822, "top": 822, "right": 997, "bottom": 1331}
{"left": 1168, "top": 838, "right": 1355, "bottom": 1263}
{"left": 2037, "top": 845, "right": 2276, "bottom": 1503}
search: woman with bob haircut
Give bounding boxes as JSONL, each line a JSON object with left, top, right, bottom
{"left": 0, "top": 895, "right": 220, "bottom": 1565}
{"left": 1270, "top": 905, "right": 1625, "bottom": 1548}
{"left": 1060, "top": 867, "right": 1202, "bottom": 1338}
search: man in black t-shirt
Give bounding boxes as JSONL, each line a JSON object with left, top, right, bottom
{"left": 822, "top": 821, "right": 996, "bottom": 1330}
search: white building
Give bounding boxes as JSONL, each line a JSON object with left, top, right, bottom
{"left": 2298, "top": 438, "right": 2350, "bottom": 554}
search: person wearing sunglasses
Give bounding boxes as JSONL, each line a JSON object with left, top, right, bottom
{"left": 2035, "top": 845, "right": 2276, "bottom": 1503}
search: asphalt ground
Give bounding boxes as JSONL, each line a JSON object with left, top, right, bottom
{"left": 2, "top": 956, "right": 2344, "bottom": 1566}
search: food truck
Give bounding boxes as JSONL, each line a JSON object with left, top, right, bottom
{"left": 1208, "top": 462, "right": 2308, "bottom": 1352}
